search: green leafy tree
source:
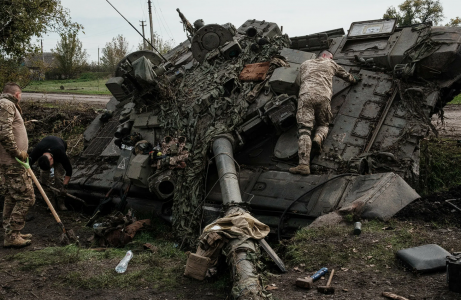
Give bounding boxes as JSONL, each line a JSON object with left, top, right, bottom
{"left": 52, "top": 32, "right": 88, "bottom": 78}
{"left": 445, "top": 17, "right": 461, "bottom": 27}
{"left": 0, "top": 0, "right": 81, "bottom": 87}
{"left": 0, "top": 0, "right": 82, "bottom": 58}
{"left": 101, "top": 35, "right": 129, "bottom": 74}
{"left": 383, "top": 0, "right": 446, "bottom": 26}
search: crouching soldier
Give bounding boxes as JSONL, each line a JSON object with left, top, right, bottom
{"left": 29, "top": 136, "right": 72, "bottom": 211}
{"left": 0, "top": 83, "right": 35, "bottom": 248}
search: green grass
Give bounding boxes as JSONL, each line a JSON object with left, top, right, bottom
{"left": 4, "top": 229, "right": 187, "bottom": 290}
{"left": 286, "top": 220, "right": 431, "bottom": 272}
{"left": 448, "top": 93, "right": 461, "bottom": 104}
{"left": 23, "top": 78, "right": 111, "bottom": 95}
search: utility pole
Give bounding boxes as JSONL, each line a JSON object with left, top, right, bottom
{"left": 140, "top": 20, "right": 147, "bottom": 49}
{"left": 98, "top": 47, "right": 99, "bottom": 92}
{"left": 148, "top": 0, "right": 154, "bottom": 48}
{"left": 41, "top": 39, "right": 44, "bottom": 62}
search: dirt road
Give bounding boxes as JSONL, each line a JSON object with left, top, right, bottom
{"left": 22, "top": 92, "right": 111, "bottom": 105}
{"left": 432, "top": 104, "right": 461, "bottom": 139}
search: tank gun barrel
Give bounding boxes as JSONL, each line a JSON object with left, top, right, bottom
{"left": 212, "top": 137, "right": 266, "bottom": 300}
{"left": 176, "top": 8, "right": 195, "bottom": 37}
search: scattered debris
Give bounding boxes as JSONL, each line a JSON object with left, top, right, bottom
{"left": 92, "top": 211, "right": 151, "bottom": 247}
{"left": 264, "top": 284, "right": 278, "bottom": 291}
{"left": 353, "top": 222, "right": 362, "bottom": 235}
{"left": 258, "top": 239, "right": 287, "bottom": 273}
{"left": 382, "top": 292, "right": 409, "bottom": 300}
{"left": 446, "top": 199, "right": 461, "bottom": 213}
{"left": 396, "top": 244, "right": 451, "bottom": 272}
{"left": 295, "top": 267, "right": 328, "bottom": 289}
{"left": 317, "top": 269, "right": 335, "bottom": 294}
{"left": 115, "top": 250, "right": 133, "bottom": 273}
{"left": 143, "top": 243, "right": 158, "bottom": 253}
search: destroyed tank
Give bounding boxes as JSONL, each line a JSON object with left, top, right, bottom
{"left": 71, "top": 16, "right": 461, "bottom": 240}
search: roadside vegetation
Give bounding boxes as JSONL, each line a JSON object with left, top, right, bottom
{"left": 448, "top": 94, "right": 461, "bottom": 104}
{"left": 23, "top": 72, "right": 111, "bottom": 95}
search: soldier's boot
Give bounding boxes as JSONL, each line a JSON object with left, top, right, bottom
{"left": 4, "top": 231, "right": 31, "bottom": 248}
{"left": 57, "top": 198, "right": 68, "bottom": 211}
{"left": 19, "top": 233, "right": 33, "bottom": 239}
{"left": 312, "top": 135, "right": 323, "bottom": 154}
{"left": 289, "top": 164, "right": 311, "bottom": 175}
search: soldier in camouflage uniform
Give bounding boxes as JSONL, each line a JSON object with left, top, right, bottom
{"left": 0, "top": 83, "right": 35, "bottom": 248}
{"left": 290, "top": 51, "right": 359, "bottom": 175}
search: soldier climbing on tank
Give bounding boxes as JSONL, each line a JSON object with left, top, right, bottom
{"left": 29, "top": 136, "right": 72, "bottom": 211}
{"left": 0, "top": 82, "right": 36, "bottom": 248}
{"left": 290, "top": 50, "right": 360, "bottom": 175}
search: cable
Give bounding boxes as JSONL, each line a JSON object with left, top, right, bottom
{"left": 277, "top": 173, "right": 359, "bottom": 242}
{"left": 105, "top": 0, "right": 167, "bottom": 62}
{"left": 152, "top": 0, "right": 175, "bottom": 42}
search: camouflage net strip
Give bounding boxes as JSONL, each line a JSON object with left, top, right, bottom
{"left": 157, "top": 35, "right": 291, "bottom": 247}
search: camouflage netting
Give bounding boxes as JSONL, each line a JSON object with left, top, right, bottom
{"left": 156, "top": 35, "right": 291, "bottom": 247}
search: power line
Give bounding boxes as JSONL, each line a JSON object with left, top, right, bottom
{"left": 151, "top": 0, "right": 174, "bottom": 42}
{"left": 155, "top": 0, "right": 175, "bottom": 41}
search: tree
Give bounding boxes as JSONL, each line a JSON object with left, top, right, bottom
{"left": 0, "top": 0, "right": 82, "bottom": 58}
{"left": 383, "top": 0, "right": 446, "bottom": 26}
{"left": 101, "top": 35, "right": 129, "bottom": 74}
{"left": 137, "top": 33, "right": 173, "bottom": 55}
{"left": 446, "top": 17, "right": 461, "bottom": 27}
{"left": 0, "top": 57, "right": 32, "bottom": 88}
{"left": 0, "top": 0, "right": 81, "bottom": 87}
{"left": 52, "top": 32, "right": 88, "bottom": 78}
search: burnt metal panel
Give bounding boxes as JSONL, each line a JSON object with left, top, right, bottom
{"left": 82, "top": 119, "right": 119, "bottom": 156}
{"left": 359, "top": 101, "right": 384, "bottom": 120}
{"left": 352, "top": 119, "right": 373, "bottom": 139}
{"left": 279, "top": 48, "right": 316, "bottom": 64}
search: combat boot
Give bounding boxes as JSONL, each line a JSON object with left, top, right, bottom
{"left": 4, "top": 231, "right": 31, "bottom": 248}
{"left": 19, "top": 233, "right": 33, "bottom": 239}
{"left": 312, "top": 135, "right": 323, "bottom": 154}
{"left": 289, "top": 164, "right": 310, "bottom": 175}
{"left": 57, "top": 198, "right": 68, "bottom": 211}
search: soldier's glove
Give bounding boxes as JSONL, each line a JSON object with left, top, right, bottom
{"left": 15, "top": 150, "right": 28, "bottom": 161}
{"left": 352, "top": 74, "right": 362, "bottom": 84}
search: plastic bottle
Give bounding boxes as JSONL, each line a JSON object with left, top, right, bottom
{"left": 115, "top": 250, "right": 133, "bottom": 273}
{"left": 50, "top": 167, "right": 55, "bottom": 178}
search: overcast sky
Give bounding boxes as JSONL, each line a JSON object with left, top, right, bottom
{"left": 39, "top": 0, "right": 460, "bottom": 62}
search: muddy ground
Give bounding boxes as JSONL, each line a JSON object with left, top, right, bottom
{"left": 1, "top": 100, "right": 461, "bottom": 299}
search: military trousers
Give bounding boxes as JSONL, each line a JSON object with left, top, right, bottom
{"left": 1, "top": 164, "right": 35, "bottom": 234}
{"left": 296, "top": 94, "right": 332, "bottom": 165}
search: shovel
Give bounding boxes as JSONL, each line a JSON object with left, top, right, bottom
{"left": 16, "top": 157, "right": 78, "bottom": 245}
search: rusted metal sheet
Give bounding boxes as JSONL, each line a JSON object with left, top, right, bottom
{"left": 238, "top": 62, "right": 270, "bottom": 81}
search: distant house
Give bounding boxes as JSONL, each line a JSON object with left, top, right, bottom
{"left": 24, "top": 52, "right": 57, "bottom": 80}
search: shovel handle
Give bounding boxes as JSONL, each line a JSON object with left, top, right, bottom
{"left": 326, "top": 269, "right": 335, "bottom": 287}
{"left": 16, "top": 158, "right": 63, "bottom": 226}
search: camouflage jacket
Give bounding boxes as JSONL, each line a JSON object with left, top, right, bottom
{"left": 0, "top": 93, "right": 28, "bottom": 165}
{"left": 299, "top": 57, "right": 356, "bottom": 99}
